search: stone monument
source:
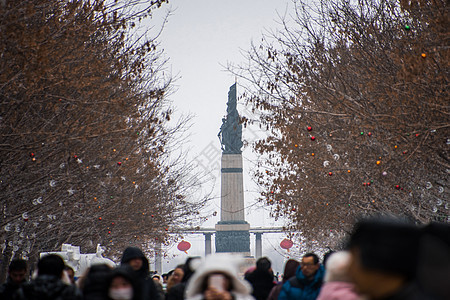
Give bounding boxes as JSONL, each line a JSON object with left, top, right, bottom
{"left": 216, "top": 83, "right": 250, "bottom": 255}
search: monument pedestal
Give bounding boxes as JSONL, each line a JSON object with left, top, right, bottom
{"left": 215, "top": 221, "right": 250, "bottom": 255}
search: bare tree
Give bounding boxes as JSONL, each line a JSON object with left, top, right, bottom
{"left": 230, "top": 0, "right": 449, "bottom": 248}
{"left": 0, "top": 0, "right": 208, "bottom": 280}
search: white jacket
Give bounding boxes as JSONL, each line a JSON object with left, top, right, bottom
{"left": 185, "top": 254, "right": 255, "bottom": 300}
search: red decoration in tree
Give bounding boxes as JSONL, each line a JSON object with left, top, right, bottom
{"left": 328, "top": 172, "right": 333, "bottom": 176}
{"left": 280, "top": 238, "right": 293, "bottom": 250}
{"left": 30, "top": 153, "right": 35, "bottom": 157}
{"left": 98, "top": 217, "right": 102, "bottom": 220}
{"left": 177, "top": 240, "right": 191, "bottom": 253}
{"left": 117, "top": 161, "right": 122, "bottom": 166}
{"left": 307, "top": 126, "right": 312, "bottom": 131}
{"left": 311, "top": 136, "right": 316, "bottom": 141}
{"left": 395, "top": 185, "right": 400, "bottom": 190}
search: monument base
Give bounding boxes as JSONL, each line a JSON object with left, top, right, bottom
{"left": 215, "top": 221, "right": 250, "bottom": 255}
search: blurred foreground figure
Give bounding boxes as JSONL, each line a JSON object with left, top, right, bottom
{"left": 244, "top": 257, "right": 276, "bottom": 300}
{"left": 81, "top": 263, "right": 113, "bottom": 300}
{"left": 347, "top": 218, "right": 435, "bottom": 300}
{"left": 14, "top": 254, "right": 82, "bottom": 300}
{"left": 121, "top": 247, "right": 160, "bottom": 300}
{"left": 267, "top": 259, "right": 299, "bottom": 300}
{"left": 0, "top": 259, "right": 28, "bottom": 299}
{"left": 107, "top": 265, "right": 141, "bottom": 300}
{"left": 317, "top": 251, "right": 362, "bottom": 300}
{"left": 416, "top": 222, "right": 450, "bottom": 300}
{"left": 185, "top": 254, "right": 254, "bottom": 300}
{"left": 166, "top": 265, "right": 184, "bottom": 295}
{"left": 167, "top": 257, "right": 200, "bottom": 300}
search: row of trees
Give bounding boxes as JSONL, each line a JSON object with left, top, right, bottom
{"left": 0, "top": 0, "right": 208, "bottom": 280}
{"left": 233, "top": 0, "right": 448, "bottom": 248}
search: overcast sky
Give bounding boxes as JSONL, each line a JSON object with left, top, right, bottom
{"left": 149, "top": 0, "right": 294, "bottom": 272}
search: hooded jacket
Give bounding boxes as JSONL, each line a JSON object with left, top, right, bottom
{"left": 121, "top": 247, "right": 160, "bottom": 300}
{"left": 107, "top": 265, "right": 142, "bottom": 300}
{"left": 185, "top": 254, "right": 254, "bottom": 300}
{"left": 278, "top": 265, "right": 324, "bottom": 300}
{"left": 13, "top": 275, "right": 82, "bottom": 300}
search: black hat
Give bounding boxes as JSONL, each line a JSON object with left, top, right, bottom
{"left": 256, "top": 257, "right": 271, "bottom": 272}
{"left": 348, "top": 217, "right": 421, "bottom": 279}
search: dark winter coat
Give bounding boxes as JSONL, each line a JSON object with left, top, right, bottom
{"left": 13, "top": 275, "right": 82, "bottom": 300}
{"left": 0, "top": 276, "right": 26, "bottom": 300}
{"left": 121, "top": 247, "right": 160, "bottom": 300}
{"left": 245, "top": 269, "right": 276, "bottom": 300}
{"left": 82, "top": 263, "right": 113, "bottom": 300}
{"left": 378, "top": 281, "right": 437, "bottom": 300}
{"left": 278, "top": 265, "right": 324, "bottom": 300}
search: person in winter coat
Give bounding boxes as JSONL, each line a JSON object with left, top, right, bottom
{"left": 416, "top": 221, "right": 450, "bottom": 300}
{"left": 166, "top": 257, "right": 200, "bottom": 300}
{"left": 347, "top": 218, "right": 436, "bottom": 300}
{"left": 166, "top": 265, "right": 184, "bottom": 294}
{"left": 244, "top": 257, "right": 276, "bottom": 300}
{"left": 185, "top": 254, "right": 254, "bottom": 300}
{"left": 107, "top": 265, "right": 141, "bottom": 300}
{"left": 13, "top": 254, "right": 82, "bottom": 300}
{"left": 120, "top": 247, "right": 161, "bottom": 300}
{"left": 81, "top": 263, "right": 114, "bottom": 300}
{"left": 316, "top": 251, "right": 362, "bottom": 300}
{"left": 267, "top": 259, "right": 300, "bottom": 300}
{"left": 0, "top": 258, "right": 28, "bottom": 300}
{"left": 278, "top": 253, "right": 324, "bottom": 300}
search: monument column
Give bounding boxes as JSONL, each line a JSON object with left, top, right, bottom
{"left": 204, "top": 233, "right": 212, "bottom": 255}
{"left": 215, "top": 83, "right": 250, "bottom": 255}
{"left": 255, "top": 233, "right": 262, "bottom": 258}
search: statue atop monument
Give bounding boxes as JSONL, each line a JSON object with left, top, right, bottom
{"left": 218, "top": 83, "right": 243, "bottom": 154}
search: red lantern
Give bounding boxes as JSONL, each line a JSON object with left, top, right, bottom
{"left": 280, "top": 239, "right": 293, "bottom": 251}
{"left": 177, "top": 240, "right": 191, "bottom": 253}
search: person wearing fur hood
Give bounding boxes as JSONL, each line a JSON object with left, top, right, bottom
{"left": 185, "top": 254, "right": 254, "bottom": 300}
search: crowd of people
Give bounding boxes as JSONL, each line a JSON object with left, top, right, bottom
{"left": 0, "top": 217, "right": 448, "bottom": 300}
